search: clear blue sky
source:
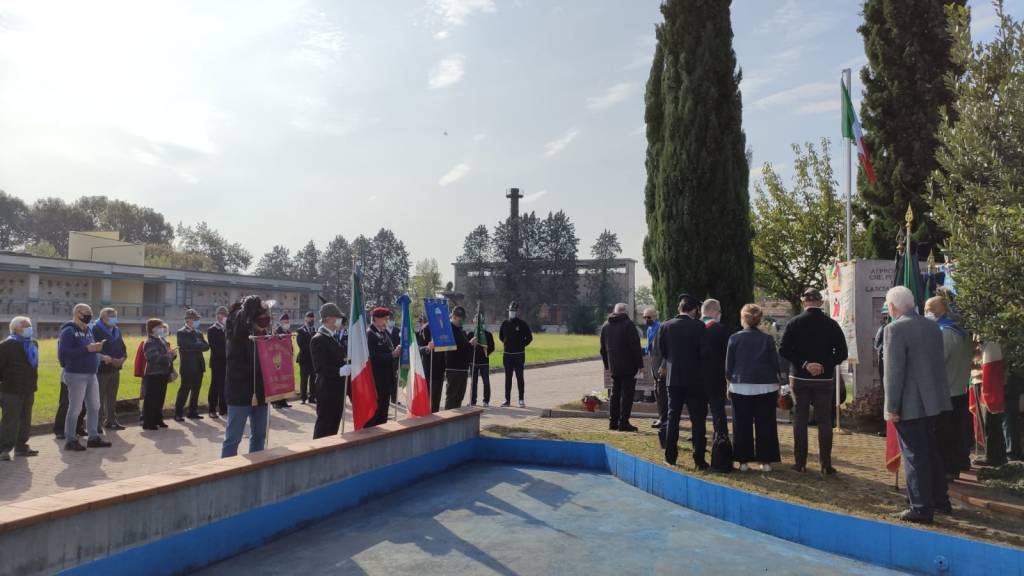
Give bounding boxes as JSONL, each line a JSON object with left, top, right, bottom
{"left": 0, "top": 0, "right": 1014, "bottom": 286}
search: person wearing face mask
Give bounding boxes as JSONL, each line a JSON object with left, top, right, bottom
{"left": 58, "top": 303, "right": 112, "bottom": 451}
{"left": 924, "top": 296, "right": 974, "bottom": 479}
{"left": 222, "top": 296, "right": 271, "bottom": 457}
{"left": 296, "top": 311, "right": 318, "bottom": 404}
{"left": 642, "top": 307, "right": 666, "bottom": 429}
{"left": 312, "top": 304, "right": 349, "bottom": 438}
{"left": 271, "top": 313, "right": 294, "bottom": 409}
{"left": 92, "top": 307, "right": 128, "bottom": 431}
{"left": 207, "top": 306, "right": 229, "bottom": 418}
{"left": 367, "top": 307, "right": 401, "bottom": 426}
{"left": 0, "top": 316, "right": 40, "bottom": 461}
{"left": 499, "top": 301, "right": 533, "bottom": 408}
{"left": 416, "top": 313, "right": 446, "bottom": 413}
{"left": 174, "top": 309, "right": 211, "bottom": 421}
{"left": 443, "top": 306, "right": 477, "bottom": 410}
{"left": 142, "top": 318, "right": 177, "bottom": 430}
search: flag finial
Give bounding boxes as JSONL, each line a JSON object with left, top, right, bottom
{"left": 905, "top": 204, "right": 914, "bottom": 229}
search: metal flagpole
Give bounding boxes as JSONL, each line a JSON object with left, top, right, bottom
{"left": 341, "top": 371, "right": 350, "bottom": 434}
{"left": 843, "top": 67, "right": 853, "bottom": 262}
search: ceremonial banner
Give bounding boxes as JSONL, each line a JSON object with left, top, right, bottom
{"left": 256, "top": 335, "right": 296, "bottom": 402}
{"left": 424, "top": 298, "right": 456, "bottom": 352}
{"left": 406, "top": 331, "right": 431, "bottom": 417}
{"left": 396, "top": 294, "right": 413, "bottom": 386}
{"left": 349, "top": 268, "right": 378, "bottom": 430}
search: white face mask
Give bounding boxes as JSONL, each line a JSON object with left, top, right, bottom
{"left": 925, "top": 312, "right": 937, "bottom": 321}
{"left": 508, "top": 311, "right": 517, "bottom": 320}
{"left": 281, "top": 322, "right": 291, "bottom": 330}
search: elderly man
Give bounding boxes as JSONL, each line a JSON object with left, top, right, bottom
{"left": 702, "top": 298, "right": 734, "bottom": 437}
{"left": 884, "top": 286, "right": 953, "bottom": 523}
{"left": 924, "top": 296, "right": 973, "bottom": 477}
{"left": 658, "top": 294, "right": 709, "bottom": 470}
{"left": 601, "top": 303, "right": 644, "bottom": 432}
{"left": 780, "top": 288, "right": 848, "bottom": 474}
{"left": 92, "top": 307, "right": 127, "bottom": 431}
{"left": 641, "top": 307, "right": 666, "bottom": 428}
{"left": 174, "top": 309, "right": 211, "bottom": 421}
{"left": 58, "top": 303, "right": 111, "bottom": 451}
{"left": 0, "top": 317, "right": 40, "bottom": 460}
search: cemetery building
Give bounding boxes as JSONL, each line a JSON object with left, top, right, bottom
{"left": 0, "top": 231, "right": 321, "bottom": 338}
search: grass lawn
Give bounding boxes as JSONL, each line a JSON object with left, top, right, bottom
{"left": 27, "top": 333, "right": 599, "bottom": 425}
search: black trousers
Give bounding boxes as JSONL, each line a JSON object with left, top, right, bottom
{"left": 53, "top": 379, "right": 85, "bottom": 435}
{"left": 654, "top": 376, "right": 667, "bottom": 422}
{"left": 367, "top": 373, "right": 394, "bottom": 427}
{"left": 937, "top": 394, "right": 972, "bottom": 474}
{"left": 471, "top": 365, "right": 491, "bottom": 405}
{"left": 503, "top": 353, "right": 525, "bottom": 402}
{"left": 426, "top": 355, "right": 445, "bottom": 413}
{"left": 299, "top": 363, "right": 315, "bottom": 401}
{"left": 708, "top": 388, "right": 728, "bottom": 438}
{"left": 895, "top": 416, "right": 949, "bottom": 518}
{"left": 731, "top": 391, "right": 780, "bottom": 463}
{"left": 792, "top": 381, "right": 833, "bottom": 469}
{"left": 0, "top": 391, "right": 34, "bottom": 453}
{"left": 445, "top": 370, "right": 469, "bottom": 410}
{"left": 175, "top": 370, "right": 203, "bottom": 417}
{"left": 143, "top": 374, "right": 169, "bottom": 428}
{"left": 609, "top": 375, "right": 636, "bottom": 428}
{"left": 660, "top": 385, "right": 708, "bottom": 465}
{"left": 208, "top": 361, "right": 226, "bottom": 415}
{"left": 313, "top": 378, "right": 343, "bottom": 439}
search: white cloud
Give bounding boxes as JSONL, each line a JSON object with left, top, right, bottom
{"left": 760, "top": 0, "right": 837, "bottom": 44}
{"left": 753, "top": 81, "right": 833, "bottom": 110}
{"left": 429, "top": 54, "right": 466, "bottom": 89}
{"left": 522, "top": 189, "right": 548, "bottom": 204}
{"left": 429, "top": 0, "right": 495, "bottom": 39}
{"left": 439, "top": 162, "right": 470, "bottom": 186}
{"left": 796, "top": 99, "right": 839, "bottom": 115}
{"left": 586, "top": 82, "right": 633, "bottom": 111}
{"left": 290, "top": 9, "right": 347, "bottom": 69}
{"left": 473, "top": 132, "right": 487, "bottom": 142}
{"left": 740, "top": 46, "right": 803, "bottom": 99}
{"left": 544, "top": 128, "right": 580, "bottom": 158}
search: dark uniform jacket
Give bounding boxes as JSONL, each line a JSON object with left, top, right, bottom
{"left": 499, "top": 318, "right": 533, "bottom": 353}
{"left": 91, "top": 322, "right": 127, "bottom": 374}
{"left": 176, "top": 327, "right": 210, "bottom": 375}
{"left": 473, "top": 330, "right": 496, "bottom": 365}
{"left": 658, "top": 314, "right": 707, "bottom": 389}
{"left": 224, "top": 310, "right": 266, "bottom": 406}
{"left": 703, "top": 320, "right": 735, "bottom": 397}
{"left": 367, "top": 325, "right": 396, "bottom": 387}
{"left": 416, "top": 325, "right": 446, "bottom": 377}
{"left": 779, "top": 307, "right": 848, "bottom": 382}
{"left": 600, "top": 313, "right": 644, "bottom": 377}
{"left": 445, "top": 325, "right": 474, "bottom": 371}
{"left": 207, "top": 323, "right": 227, "bottom": 367}
{"left": 296, "top": 323, "right": 316, "bottom": 369}
{"left": 311, "top": 327, "right": 347, "bottom": 392}
{"left": 0, "top": 338, "right": 38, "bottom": 395}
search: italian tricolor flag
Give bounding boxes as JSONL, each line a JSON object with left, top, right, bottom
{"left": 348, "top": 268, "right": 378, "bottom": 430}
{"left": 841, "top": 78, "right": 877, "bottom": 184}
{"left": 405, "top": 323, "right": 431, "bottom": 417}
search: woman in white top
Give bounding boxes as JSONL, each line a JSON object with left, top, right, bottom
{"left": 725, "top": 304, "right": 782, "bottom": 471}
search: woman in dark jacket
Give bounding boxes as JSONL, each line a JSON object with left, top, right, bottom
{"left": 725, "top": 304, "right": 781, "bottom": 471}
{"left": 142, "top": 318, "right": 176, "bottom": 430}
{"left": 221, "top": 296, "right": 270, "bottom": 458}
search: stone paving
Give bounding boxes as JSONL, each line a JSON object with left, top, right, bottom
{"left": 0, "top": 360, "right": 605, "bottom": 505}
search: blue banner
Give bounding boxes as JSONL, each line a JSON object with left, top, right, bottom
{"left": 424, "top": 298, "right": 456, "bottom": 352}
{"left": 396, "top": 294, "right": 412, "bottom": 374}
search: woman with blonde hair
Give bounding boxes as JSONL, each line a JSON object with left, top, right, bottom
{"left": 725, "top": 304, "right": 782, "bottom": 471}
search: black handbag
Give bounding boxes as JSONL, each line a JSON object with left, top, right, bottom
{"left": 710, "top": 431, "right": 734, "bottom": 473}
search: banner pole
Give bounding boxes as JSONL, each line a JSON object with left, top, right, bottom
{"left": 341, "top": 370, "right": 350, "bottom": 434}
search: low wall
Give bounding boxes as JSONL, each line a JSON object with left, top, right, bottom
{"left": 0, "top": 408, "right": 482, "bottom": 576}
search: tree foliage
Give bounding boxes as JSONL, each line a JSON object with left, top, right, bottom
{"left": 752, "top": 140, "right": 847, "bottom": 315}
{"left": 857, "top": 0, "right": 966, "bottom": 258}
{"left": 0, "top": 191, "right": 30, "bottom": 250}
{"left": 292, "top": 241, "right": 321, "bottom": 283}
{"left": 175, "top": 222, "right": 252, "bottom": 274}
{"left": 254, "top": 245, "right": 294, "bottom": 279}
{"left": 457, "top": 225, "right": 492, "bottom": 306}
{"left": 352, "top": 229, "right": 410, "bottom": 309}
{"left": 642, "top": 0, "right": 753, "bottom": 326}
{"left": 319, "top": 235, "right": 352, "bottom": 310}
{"left": 410, "top": 258, "right": 444, "bottom": 318}
{"left": 589, "top": 229, "right": 623, "bottom": 318}
{"left": 74, "top": 196, "right": 174, "bottom": 245}
{"left": 933, "top": 1, "right": 1024, "bottom": 360}
{"left": 27, "top": 197, "right": 93, "bottom": 256}
{"left": 144, "top": 243, "right": 215, "bottom": 271}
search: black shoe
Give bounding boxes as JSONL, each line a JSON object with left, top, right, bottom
{"left": 609, "top": 422, "right": 618, "bottom": 431}
{"left": 821, "top": 466, "right": 838, "bottom": 476}
{"left": 651, "top": 419, "right": 662, "bottom": 429}
{"left": 791, "top": 464, "right": 807, "bottom": 473}
{"left": 14, "top": 447, "right": 39, "bottom": 457}
{"left": 500, "top": 401, "right": 511, "bottom": 407}
{"left": 142, "top": 425, "right": 158, "bottom": 431}
{"left": 973, "top": 458, "right": 1005, "bottom": 467}
{"left": 87, "top": 438, "right": 112, "bottom": 448}
{"left": 64, "top": 440, "right": 86, "bottom": 452}
{"left": 309, "top": 398, "right": 317, "bottom": 404}
{"left": 173, "top": 415, "right": 185, "bottom": 422}
{"left": 618, "top": 424, "right": 639, "bottom": 432}
{"left": 186, "top": 413, "right": 204, "bottom": 420}
{"left": 936, "top": 502, "right": 953, "bottom": 515}
{"left": 663, "top": 459, "right": 676, "bottom": 467}
{"left": 158, "top": 421, "right": 169, "bottom": 428}
{"left": 893, "top": 509, "right": 933, "bottom": 524}
{"left": 76, "top": 429, "right": 87, "bottom": 437}
{"left": 209, "top": 412, "right": 220, "bottom": 419}
{"left": 55, "top": 433, "right": 66, "bottom": 440}
{"left": 106, "top": 423, "right": 126, "bottom": 431}
{"left": 694, "top": 460, "right": 710, "bottom": 471}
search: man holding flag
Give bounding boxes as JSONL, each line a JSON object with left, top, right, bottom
{"left": 367, "top": 307, "right": 400, "bottom": 427}
{"left": 470, "top": 307, "right": 495, "bottom": 407}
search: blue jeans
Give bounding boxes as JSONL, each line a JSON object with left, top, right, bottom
{"left": 63, "top": 372, "right": 100, "bottom": 441}
{"left": 221, "top": 404, "right": 268, "bottom": 458}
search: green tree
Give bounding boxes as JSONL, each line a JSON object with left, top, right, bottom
{"left": 22, "top": 240, "right": 60, "bottom": 258}
{"left": 933, "top": 1, "right": 1024, "bottom": 359}
{"left": 642, "top": 0, "right": 753, "bottom": 326}
{"left": 254, "top": 245, "right": 294, "bottom": 279}
{"left": 319, "top": 235, "right": 352, "bottom": 310}
{"left": 365, "top": 228, "right": 410, "bottom": 309}
{"left": 292, "top": 240, "right": 321, "bottom": 283}
{"left": 589, "top": 229, "right": 623, "bottom": 318}
{"left": 0, "top": 191, "right": 30, "bottom": 250}
{"left": 752, "top": 140, "right": 847, "bottom": 315}
{"left": 409, "top": 258, "right": 444, "bottom": 318}
{"left": 175, "top": 222, "right": 252, "bottom": 273}
{"left": 857, "top": 0, "right": 966, "bottom": 258}
{"left": 538, "top": 210, "right": 580, "bottom": 320}
{"left": 457, "top": 225, "right": 493, "bottom": 305}
{"left": 74, "top": 196, "right": 174, "bottom": 245}
{"left": 144, "top": 243, "right": 216, "bottom": 271}
{"left": 634, "top": 285, "right": 655, "bottom": 318}
{"left": 28, "top": 197, "right": 93, "bottom": 256}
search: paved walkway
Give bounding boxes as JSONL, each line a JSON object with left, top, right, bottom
{"left": 0, "top": 360, "right": 605, "bottom": 505}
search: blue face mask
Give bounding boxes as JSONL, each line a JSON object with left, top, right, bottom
{"left": 21, "top": 327, "right": 34, "bottom": 340}
{"left": 193, "top": 320, "right": 201, "bottom": 330}
{"left": 107, "top": 317, "right": 118, "bottom": 326}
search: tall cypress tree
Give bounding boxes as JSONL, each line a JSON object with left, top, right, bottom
{"left": 857, "top": 0, "right": 966, "bottom": 258}
{"left": 642, "top": 0, "right": 753, "bottom": 326}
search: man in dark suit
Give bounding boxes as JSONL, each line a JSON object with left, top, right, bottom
{"left": 416, "top": 315, "right": 446, "bottom": 413}
{"left": 367, "top": 307, "right": 400, "bottom": 426}
{"left": 884, "top": 285, "right": 953, "bottom": 523}
{"left": 174, "top": 309, "right": 210, "bottom": 421}
{"left": 470, "top": 319, "right": 496, "bottom": 407}
{"left": 296, "top": 311, "right": 317, "bottom": 404}
{"left": 658, "top": 294, "right": 709, "bottom": 470}
{"left": 600, "top": 303, "right": 644, "bottom": 432}
{"left": 443, "top": 306, "right": 476, "bottom": 410}
{"left": 312, "top": 304, "right": 348, "bottom": 438}
{"left": 701, "top": 298, "right": 734, "bottom": 437}
{"left": 499, "top": 301, "right": 533, "bottom": 407}
{"left": 206, "top": 306, "right": 228, "bottom": 418}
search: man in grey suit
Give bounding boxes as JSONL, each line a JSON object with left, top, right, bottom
{"left": 884, "top": 285, "right": 953, "bottom": 524}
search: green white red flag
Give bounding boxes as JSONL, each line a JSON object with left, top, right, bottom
{"left": 348, "top": 268, "right": 378, "bottom": 430}
{"left": 841, "top": 79, "right": 877, "bottom": 184}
